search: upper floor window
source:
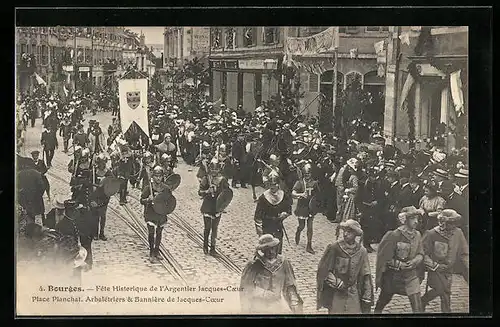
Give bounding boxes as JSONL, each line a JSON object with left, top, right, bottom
{"left": 224, "top": 27, "right": 235, "bottom": 49}
{"left": 345, "top": 71, "right": 363, "bottom": 88}
{"left": 345, "top": 26, "right": 360, "bottom": 34}
{"left": 366, "top": 26, "right": 390, "bottom": 32}
{"left": 211, "top": 28, "right": 222, "bottom": 50}
{"left": 243, "top": 27, "right": 256, "bottom": 47}
{"left": 263, "top": 27, "right": 279, "bottom": 44}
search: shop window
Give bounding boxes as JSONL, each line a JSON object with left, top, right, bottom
{"left": 363, "top": 70, "right": 384, "bottom": 86}
{"left": 263, "top": 27, "right": 279, "bottom": 44}
{"left": 320, "top": 70, "right": 344, "bottom": 99}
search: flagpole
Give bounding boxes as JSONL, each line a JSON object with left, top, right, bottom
{"left": 332, "top": 26, "right": 339, "bottom": 134}
{"left": 393, "top": 26, "right": 401, "bottom": 141}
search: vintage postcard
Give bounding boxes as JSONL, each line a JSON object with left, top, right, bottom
{"left": 15, "top": 23, "right": 470, "bottom": 316}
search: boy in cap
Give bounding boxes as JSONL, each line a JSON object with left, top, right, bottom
{"left": 317, "top": 219, "right": 373, "bottom": 314}
{"left": 375, "top": 206, "right": 425, "bottom": 313}
{"left": 239, "top": 234, "right": 303, "bottom": 314}
{"left": 421, "top": 209, "right": 469, "bottom": 312}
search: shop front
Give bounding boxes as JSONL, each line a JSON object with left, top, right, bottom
{"left": 210, "top": 57, "right": 280, "bottom": 112}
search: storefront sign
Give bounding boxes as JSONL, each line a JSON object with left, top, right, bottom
{"left": 212, "top": 60, "right": 238, "bottom": 69}
{"left": 238, "top": 59, "right": 278, "bottom": 70}
{"left": 62, "top": 65, "right": 73, "bottom": 72}
{"left": 78, "top": 66, "right": 90, "bottom": 72}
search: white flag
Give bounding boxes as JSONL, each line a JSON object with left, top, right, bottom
{"left": 118, "top": 78, "right": 150, "bottom": 136}
{"left": 34, "top": 73, "right": 47, "bottom": 86}
{"left": 450, "top": 70, "right": 465, "bottom": 117}
{"left": 70, "top": 49, "right": 74, "bottom": 59}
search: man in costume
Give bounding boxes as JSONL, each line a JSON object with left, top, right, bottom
{"left": 140, "top": 166, "right": 172, "bottom": 262}
{"left": 421, "top": 209, "right": 469, "bottom": 312}
{"left": 231, "top": 133, "right": 247, "bottom": 188}
{"left": 374, "top": 206, "right": 425, "bottom": 313}
{"left": 254, "top": 170, "right": 292, "bottom": 255}
{"left": 316, "top": 219, "right": 373, "bottom": 314}
{"left": 292, "top": 163, "right": 320, "bottom": 254}
{"left": 88, "top": 121, "right": 106, "bottom": 155}
{"left": 239, "top": 234, "right": 303, "bottom": 314}
{"left": 68, "top": 148, "right": 97, "bottom": 270}
{"left": 90, "top": 153, "right": 113, "bottom": 241}
{"left": 198, "top": 158, "right": 230, "bottom": 256}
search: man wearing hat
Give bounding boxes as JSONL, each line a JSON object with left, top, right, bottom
{"left": 90, "top": 154, "right": 114, "bottom": 241}
{"left": 40, "top": 126, "right": 58, "bottom": 168}
{"left": 239, "top": 234, "right": 303, "bottom": 314}
{"left": 375, "top": 206, "right": 425, "bottom": 313}
{"left": 31, "top": 150, "right": 50, "bottom": 201}
{"left": 43, "top": 196, "right": 67, "bottom": 230}
{"left": 432, "top": 168, "right": 454, "bottom": 199}
{"left": 73, "top": 124, "right": 89, "bottom": 148}
{"left": 317, "top": 219, "right": 373, "bottom": 314}
{"left": 198, "top": 158, "right": 231, "bottom": 256}
{"left": 449, "top": 169, "right": 469, "bottom": 241}
{"left": 88, "top": 121, "right": 106, "bottom": 155}
{"left": 421, "top": 209, "right": 469, "bottom": 312}
{"left": 358, "top": 166, "right": 384, "bottom": 252}
{"left": 380, "top": 170, "right": 400, "bottom": 234}
{"left": 317, "top": 147, "right": 338, "bottom": 221}
{"left": 231, "top": 133, "right": 248, "bottom": 188}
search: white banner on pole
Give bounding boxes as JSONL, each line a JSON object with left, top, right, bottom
{"left": 118, "top": 78, "right": 149, "bottom": 136}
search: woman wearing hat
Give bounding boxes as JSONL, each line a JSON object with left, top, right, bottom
{"left": 340, "top": 158, "right": 360, "bottom": 223}
{"left": 254, "top": 170, "right": 292, "bottom": 255}
{"left": 375, "top": 206, "right": 425, "bottom": 313}
{"left": 420, "top": 209, "right": 469, "bottom": 312}
{"left": 239, "top": 234, "right": 303, "bottom": 314}
{"left": 317, "top": 219, "right": 373, "bottom": 314}
{"left": 198, "top": 158, "right": 230, "bottom": 256}
{"left": 140, "top": 166, "right": 172, "bottom": 262}
{"left": 418, "top": 181, "right": 446, "bottom": 233}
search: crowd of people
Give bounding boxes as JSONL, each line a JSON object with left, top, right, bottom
{"left": 16, "top": 85, "right": 469, "bottom": 314}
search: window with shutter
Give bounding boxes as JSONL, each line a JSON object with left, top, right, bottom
{"left": 308, "top": 73, "right": 319, "bottom": 92}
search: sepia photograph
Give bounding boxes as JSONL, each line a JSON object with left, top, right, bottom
{"left": 15, "top": 21, "right": 473, "bottom": 316}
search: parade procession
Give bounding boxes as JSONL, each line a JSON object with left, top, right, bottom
{"left": 15, "top": 25, "right": 470, "bottom": 315}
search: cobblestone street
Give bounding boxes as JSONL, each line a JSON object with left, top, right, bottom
{"left": 17, "top": 111, "right": 469, "bottom": 314}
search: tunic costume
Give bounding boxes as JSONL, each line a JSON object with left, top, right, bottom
{"left": 421, "top": 227, "right": 469, "bottom": 312}
{"left": 341, "top": 174, "right": 360, "bottom": 222}
{"left": 316, "top": 241, "right": 374, "bottom": 314}
{"left": 375, "top": 226, "right": 425, "bottom": 312}
{"left": 254, "top": 190, "right": 293, "bottom": 254}
{"left": 334, "top": 165, "right": 347, "bottom": 222}
{"left": 198, "top": 175, "right": 230, "bottom": 251}
{"left": 140, "top": 181, "right": 171, "bottom": 228}
{"left": 292, "top": 178, "right": 320, "bottom": 218}
{"left": 239, "top": 255, "right": 303, "bottom": 314}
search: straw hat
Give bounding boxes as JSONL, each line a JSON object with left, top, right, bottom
{"left": 256, "top": 234, "right": 280, "bottom": 250}
{"left": 53, "top": 196, "right": 65, "bottom": 210}
{"left": 454, "top": 168, "right": 468, "bottom": 179}
{"left": 346, "top": 158, "right": 359, "bottom": 171}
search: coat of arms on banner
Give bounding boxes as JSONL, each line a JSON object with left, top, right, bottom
{"left": 126, "top": 91, "right": 141, "bottom": 109}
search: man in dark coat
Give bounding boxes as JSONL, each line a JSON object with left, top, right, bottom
{"left": 381, "top": 170, "right": 400, "bottom": 234}
{"left": 231, "top": 133, "right": 247, "bottom": 188}
{"left": 31, "top": 150, "right": 50, "bottom": 200}
{"left": 409, "top": 175, "right": 424, "bottom": 208}
{"left": 448, "top": 169, "right": 469, "bottom": 242}
{"left": 18, "top": 168, "right": 46, "bottom": 225}
{"left": 397, "top": 169, "right": 413, "bottom": 209}
{"left": 41, "top": 126, "right": 58, "bottom": 167}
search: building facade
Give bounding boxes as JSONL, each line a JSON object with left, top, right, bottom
{"left": 382, "top": 26, "right": 468, "bottom": 151}
{"left": 15, "top": 26, "right": 138, "bottom": 97}
{"left": 163, "top": 27, "right": 210, "bottom": 68}
{"left": 207, "top": 26, "right": 389, "bottom": 115}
